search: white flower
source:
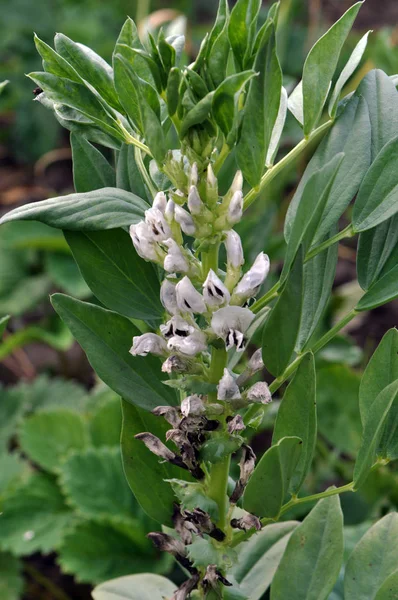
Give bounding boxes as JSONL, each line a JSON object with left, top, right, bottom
{"left": 187, "top": 185, "right": 203, "bottom": 215}
{"left": 160, "top": 279, "right": 178, "bottom": 315}
{"left": 163, "top": 239, "right": 189, "bottom": 273}
{"left": 160, "top": 315, "right": 194, "bottom": 339}
{"left": 181, "top": 395, "right": 205, "bottom": 417}
{"left": 217, "top": 368, "right": 241, "bottom": 400}
{"left": 152, "top": 191, "right": 167, "bottom": 213}
{"left": 248, "top": 348, "right": 264, "bottom": 372}
{"left": 130, "top": 222, "right": 160, "bottom": 262}
{"left": 225, "top": 230, "right": 244, "bottom": 269}
{"left": 176, "top": 276, "right": 206, "bottom": 314}
{"left": 130, "top": 333, "right": 167, "bottom": 356}
{"left": 233, "top": 252, "right": 270, "bottom": 301}
{"left": 246, "top": 381, "right": 272, "bottom": 404}
{"left": 230, "top": 170, "right": 243, "bottom": 195}
{"left": 227, "top": 191, "right": 243, "bottom": 225}
{"left": 211, "top": 306, "right": 254, "bottom": 351}
{"left": 167, "top": 330, "right": 207, "bottom": 356}
{"left": 145, "top": 207, "right": 171, "bottom": 241}
{"left": 165, "top": 199, "right": 175, "bottom": 222}
{"left": 203, "top": 269, "right": 230, "bottom": 307}
{"left": 175, "top": 205, "right": 196, "bottom": 235}
{"left": 207, "top": 163, "right": 217, "bottom": 188}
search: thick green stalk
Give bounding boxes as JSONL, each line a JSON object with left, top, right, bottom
{"left": 243, "top": 120, "right": 333, "bottom": 210}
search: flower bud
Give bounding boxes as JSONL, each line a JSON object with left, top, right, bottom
{"left": 190, "top": 162, "right": 198, "bottom": 187}
{"left": 152, "top": 191, "right": 167, "bottom": 213}
{"left": 130, "top": 222, "right": 161, "bottom": 262}
{"left": 248, "top": 348, "right": 264, "bottom": 372}
{"left": 145, "top": 207, "right": 172, "bottom": 241}
{"left": 165, "top": 199, "right": 175, "bottom": 222}
{"left": 206, "top": 163, "right": 218, "bottom": 206}
{"left": 160, "top": 316, "right": 193, "bottom": 339}
{"left": 246, "top": 381, "right": 272, "bottom": 404}
{"left": 181, "top": 395, "right": 205, "bottom": 417}
{"left": 167, "top": 330, "right": 207, "bottom": 356}
{"left": 203, "top": 269, "right": 230, "bottom": 307}
{"left": 175, "top": 205, "right": 196, "bottom": 236}
{"left": 187, "top": 185, "right": 203, "bottom": 215}
{"left": 225, "top": 230, "right": 244, "bottom": 269}
{"left": 233, "top": 252, "right": 270, "bottom": 302}
{"left": 160, "top": 279, "right": 178, "bottom": 315}
{"left": 230, "top": 170, "right": 243, "bottom": 195}
{"left": 217, "top": 368, "right": 241, "bottom": 401}
{"left": 170, "top": 189, "right": 186, "bottom": 206}
{"left": 176, "top": 277, "right": 206, "bottom": 314}
{"left": 163, "top": 239, "right": 189, "bottom": 273}
{"left": 129, "top": 333, "right": 167, "bottom": 357}
{"left": 227, "top": 191, "right": 243, "bottom": 225}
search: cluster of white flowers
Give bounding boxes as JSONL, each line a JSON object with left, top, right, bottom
{"left": 129, "top": 162, "right": 271, "bottom": 406}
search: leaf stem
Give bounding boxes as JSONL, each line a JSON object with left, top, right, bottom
{"left": 277, "top": 481, "right": 355, "bottom": 518}
{"left": 25, "top": 563, "right": 73, "bottom": 600}
{"left": 243, "top": 119, "right": 333, "bottom": 210}
{"left": 118, "top": 122, "right": 153, "bottom": 157}
{"left": 134, "top": 146, "right": 157, "bottom": 198}
{"left": 305, "top": 224, "right": 355, "bottom": 262}
{"left": 252, "top": 281, "right": 280, "bottom": 313}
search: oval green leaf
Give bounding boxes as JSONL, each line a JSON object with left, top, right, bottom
{"left": 92, "top": 574, "right": 176, "bottom": 600}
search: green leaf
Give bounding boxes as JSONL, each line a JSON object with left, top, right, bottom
{"left": 302, "top": 2, "right": 362, "bottom": 135}
{"left": 11, "top": 374, "right": 88, "bottom": 414}
{"left": 64, "top": 229, "right": 162, "bottom": 320}
{"left": 281, "top": 154, "right": 343, "bottom": 283}
{"left": 168, "top": 479, "right": 219, "bottom": 521}
{"left": 243, "top": 436, "right": 302, "bottom": 518}
{"left": 116, "top": 144, "right": 149, "bottom": 200}
{"left": 273, "top": 353, "right": 316, "bottom": 494}
{"left": 236, "top": 23, "right": 282, "bottom": 187}
{"left": 0, "top": 316, "right": 9, "bottom": 338}
{"left": 51, "top": 295, "right": 176, "bottom": 411}
{"left": 374, "top": 569, "right": 398, "bottom": 600}
{"left": 92, "top": 574, "right": 176, "bottom": 600}
{"left": 0, "top": 473, "right": 73, "bottom": 556}
{"left": 328, "top": 31, "right": 371, "bottom": 117}
{"left": 90, "top": 398, "right": 122, "bottom": 447}
{"left": 227, "top": 521, "right": 298, "bottom": 600}
{"left": 19, "top": 409, "right": 89, "bottom": 472}
{"left": 0, "top": 221, "right": 68, "bottom": 252}
{"left": 0, "top": 188, "right": 147, "bottom": 231}
{"left": 356, "top": 264, "right": 398, "bottom": 311}
{"left": 353, "top": 135, "right": 398, "bottom": 232}
{"left": 359, "top": 329, "right": 398, "bottom": 425}
{"left": 207, "top": 20, "right": 230, "bottom": 89}
{"left": 34, "top": 34, "right": 81, "bottom": 81}
{"left": 285, "top": 95, "right": 371, "bottom": 244}
{"left": 113, "top": 55, "right": 145, "bottom": 134}
{"left": 357, "top": 215, "right": 398, "bottom": 291}
{"left": 271, "top": 495, "right": 344, "bottom": 600}
{"left": 0, "top": 386, "right": 25, "bottom": 453}
{"left": 59, "top": 447, "right": 135, "bottom": 522}
{"left": 166, "top": 67, "right": 181, "bottom": 116}
{"left": 355, "top": 69, "right": 398, "bottom": 161}
{"left": 121, "top": 400, "right": 187, "bottom": 525}
{"left": 180, "top": 92, "right": 214, "bottom": 138}
{"left": 317, "top": 365, "right": 362, "bottom": 456}
{"left": 0, "top": 553, "right": 24, "bottom": 600}
{"left": 54, "top": 33, "right": 120, "bottom": 111}
{"left": 262, "top": 249, "right": 303, "bottom": 377}
{"left": 353, "top": 380, "right": 398, "bottom": 490}
{"left": 0, "top": 453, "right": 31, "bottom": 500}
{"left": 58, "top": 523, "right": 160, "bottom": 584}
{"left": 212, "top": 71, "right": 256, "bottom": 144}
{"left": 45, "top": 253, "right": 91, "bottom": 298}
{"left": 228, "top": 0, "right": 261, "bottom": 70}
{"left": 344, "top": 513, "right": 398, "bottom": 600}
{"left": 71, "top": 133, "right": 115, "bottom": 192}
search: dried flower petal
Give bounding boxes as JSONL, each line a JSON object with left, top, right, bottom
{"left": 181, "top": 395, "right": 205, "bottom": 417}
{"left": 217, "top": 368, "right": 241, "bottom": 401}
{"left": 152, "top": 406, "right": 181, "bottom": 428}
{"left": 246, "top": 381, "right": 272, "bottom": 404}
{"left": 231, "top": 513, "right": 261, "bottom": 531}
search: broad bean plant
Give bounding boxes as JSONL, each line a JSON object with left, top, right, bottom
{"left": 2, "top": 1, "right": 398, "bottom": 598}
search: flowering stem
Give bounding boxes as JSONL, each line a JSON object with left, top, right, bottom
{"left": 134, "top": 146, "right": 157, "bottom": 197}
{"left": 201, "top": 242, "right": 220, "bottom": 276}
{"left": 243, "top": 120, "right": 334, "bottom": 210}
{"left": 252, "top": 281, "right": 280, "bottom": 313}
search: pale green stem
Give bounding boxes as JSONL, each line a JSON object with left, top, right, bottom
{"left": 305, "top": 224, "right": 355, "bottom": 263}
{"left": 252, "top": 281, "right": 280, "bottom": 314}
{"left": 118, "top": 122, "right": 153, "bottom": 157}
{"left": 243, "top": 120, "right": 333, "bottom": 211}
{"left": 213, "top": 142, "right": 230, "bottom": 175}
{"left": 134, "top": 146, "right": 157, "bottom": 197}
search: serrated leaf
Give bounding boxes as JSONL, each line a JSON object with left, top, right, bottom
{"left": 121, "top": 401, "right": 191, "bottom": 525}
{"left": 90, "top": 398, "right": 121, "bottom": 447}
{"left": 64, "top": 229, "right": 162, "bottom": 321}
{"left": 168, "top": 479, "right": 219, "bottom": 521}
{"left": 344, "top": 513, "right": 398, "bottom": 600}
{"left": 271, "top": 495, "right": 344, "bottom": 600}
{"left": 0, "top": 187, "right": 147, "bottom": 231}
{"left": 356, "top": 264, "right": 398, "bottom": 311}
{"left": 227, "top": 521, "right": 298, "bottom": 600}
{"left": 302, "top": 2, "right": 362, "bottom": 134}
{"left": 353, "top": 380, "right": 398, "bottom": 490}
{"left": 0, "top": 453, "right": 31, "bottom": 500}
{"left": 243, "top": 436, "right": 302, "bottom": 518}
{"left": 273, "top": 353, "right": 316, "bottom": 494}
{"left": 92, "top": 574, "right": 176, "bottom": 600}
{"left": 51, "top": 295, "right": 176, "bottom": 410}
{"left": 0, "top": 386, "right": 25, "bottom": 453}
{"left": 353, "top": 135, "right": 398, "bottom": 232}
{"left": 262, "top": 249, "right": 303, "bottom": 377}
{"left": 71, "top": 133, "right": 115, "bottom": 192}
{"left": 0, "top": 473, "right": 73, "bottom": 556}
{"left": 328, "top": 31, "right": 371, "bottom": 117}
{"left": 285, "top": 94, "right": 371, "bottom": 244}
{"left": 13, "top": 374, "right": 88, "bottom": 413}
{"left": 19, "top": 409, "right": 89, "bottom": 472}
{"left": 58, "top": 522, "right": 160, "bottom": 584}
{"left": 0, "top": 553, "right": 24, "bottom": 600}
